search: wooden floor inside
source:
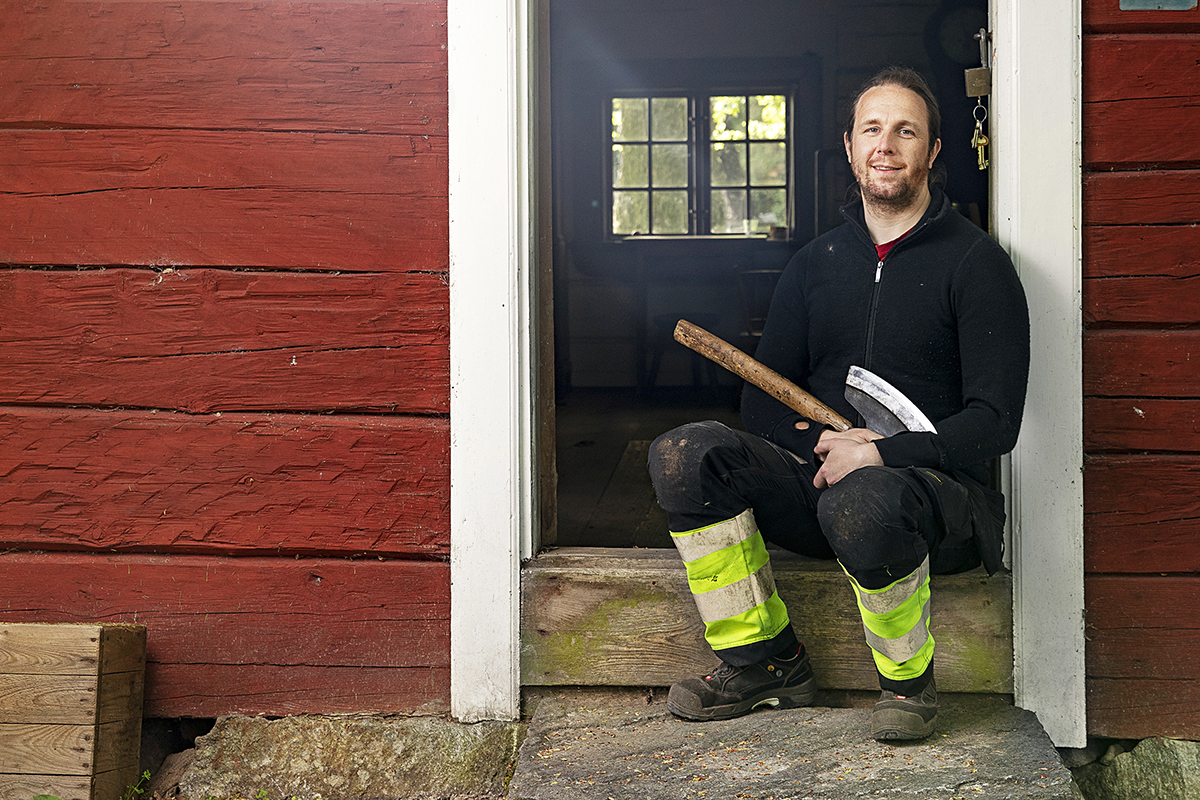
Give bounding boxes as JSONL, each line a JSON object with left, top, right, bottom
{"left": 554, "top": 386, "right": 741, "bottom": 548}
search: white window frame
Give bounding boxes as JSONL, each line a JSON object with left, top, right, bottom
{"left": 449, "top": 0, "right": 1087, "bottom": 748}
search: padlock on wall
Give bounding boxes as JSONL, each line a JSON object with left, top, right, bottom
{"left": 965, "top": 66, "right": 991, "bottom": 98}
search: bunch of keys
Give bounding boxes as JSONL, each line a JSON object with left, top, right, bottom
{"left": 971, "top": 99, "right": 989, "bottom": 171}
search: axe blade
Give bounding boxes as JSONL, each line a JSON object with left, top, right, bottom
{"left": 845, "top": 366, "right": 937, "bottom": 436}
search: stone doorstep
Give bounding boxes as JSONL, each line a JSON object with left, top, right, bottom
{"left": 154, "top": 694, "right": 1082, "bottom": 800}
{"left": 509, "top": 693, "right": 1083, "bottom": 800}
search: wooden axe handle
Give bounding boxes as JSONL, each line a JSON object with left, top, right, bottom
{"left": 673, "top": 319, "right": 852, "bottom": 432}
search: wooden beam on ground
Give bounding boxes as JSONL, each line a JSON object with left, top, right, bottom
{"left": 521, "top": 548, "right": 1013, "bottom": 694}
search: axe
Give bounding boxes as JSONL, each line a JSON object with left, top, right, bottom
{"left": 673, "top": 319, "right": 936, "bottom": 436}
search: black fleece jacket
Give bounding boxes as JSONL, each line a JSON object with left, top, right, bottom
{"left": 741, "top": 189, "right": 1030, "bottom": 484}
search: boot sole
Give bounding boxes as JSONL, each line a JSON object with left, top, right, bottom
{"left": 666, "top": 677, "right": 816, "bottom": 722}
{"left": 870, "top": 708, "right": 936, "bottom": 741}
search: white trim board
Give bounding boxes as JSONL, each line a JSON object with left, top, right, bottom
{"left": 993, "top": 0, "right": 1086, "bottom": 748}
{"left": 447, "top": 0, "right": 1088, "bottom": 745}
{"left": 447, "top": 0, "right": 536, "bottom": 722}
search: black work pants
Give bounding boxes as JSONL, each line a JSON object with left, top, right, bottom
{"left": 647, "top": 420, "right": 988, "bottom": 692}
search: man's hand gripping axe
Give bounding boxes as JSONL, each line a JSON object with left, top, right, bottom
{"left": 673, "top": 319, "right": 936, "bottom": 436}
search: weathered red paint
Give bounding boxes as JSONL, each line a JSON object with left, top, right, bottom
{"left": 1085, "top": 398, "right": 1200, "bottom": 452}
{"left": 1087, "top": 576, "right": 1200, "bottom": 738}
{"left": 0, "top": 407, "right": 448, "bottom": 556}
{"left": 1082, "top": 0, "right": 1200, "bottom": 740}
{"left": 1085, "top": 456, "right": 1200, "bottom": 573}
{"left": 0, "top": 2, "right": 447, "bottom": 134}
{"left": 0, "top": 0, "right": 452, "bottom": 715}
{"left": 1084, "top": 36, "right": 1200, "bottom": 166}
{"left": 0, "top": 269, "right": 448, "bottom": 413}
{"left": 0, "top": 552, "right": 450, "bottom": 717}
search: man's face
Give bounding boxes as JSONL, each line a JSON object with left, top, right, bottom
{"left": 843, "top": 84, "right": 942, "bottom": 211}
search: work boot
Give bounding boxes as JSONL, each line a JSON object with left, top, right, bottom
{"left": 870, "top": 678, "right": 937, "bottom": 740}
{"left": 666, "top": 645, "right": 816, "bottom": 721}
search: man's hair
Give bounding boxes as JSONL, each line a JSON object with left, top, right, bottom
{"left": 844, "top": 66, "right": 941, "bottom": 151}
{"left": 844, "top": 66, "right": 946, "bottom": 191}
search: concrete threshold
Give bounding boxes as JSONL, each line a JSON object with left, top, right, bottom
{"left": 508, "top": 694, "right": 1082, "bottom": 799}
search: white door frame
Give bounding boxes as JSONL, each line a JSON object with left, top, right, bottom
{"left": 448, "top": 0, "right": 1087, "bottom": 747}
{"left": 993, "top": 0, "right": 1086, "bottom": 748}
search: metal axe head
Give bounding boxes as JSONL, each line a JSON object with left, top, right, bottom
{"left": 844, "top": 366, "right": 937, "bottom": 436}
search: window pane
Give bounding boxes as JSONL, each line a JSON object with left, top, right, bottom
{"left": 710, "top": 96, "right": 746, "bottom": 141}
{"left": 613, "top": 191, "right": 649, "bottom": 234}
{"left": 651, "top": 97, "right": 688, "bottom": 141}
{"left": 652, "top": 144, "right": 688, "bottom": 188}
{"left": 613, "top": 144, "right": 649, "bottom": 188}
{"left": 653, "top": 191, "right": 689, "bottom": 234}
{"left": 749, "top": 95, "right": 787, "bottom": 140}
{"left": 710, "top": 189, "right": 748, "bottom": 234}
{"left": 749, "top": 142, "right": 787, "bottom": 186}
{"left": 751, "top": 188, "right": 787, "bottom": 227}
{"left": 710, "top": 142, "right": 746, "bottom": 187}
{"left": 611, "top": 98, "right": 648, "bottom": 141}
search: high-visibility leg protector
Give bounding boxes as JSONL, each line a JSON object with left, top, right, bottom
{"left": 671, "top": 508, "right": 791, "bottom": 654}
{"left": 842, "top": 556, "right": 934, "bottom": 686}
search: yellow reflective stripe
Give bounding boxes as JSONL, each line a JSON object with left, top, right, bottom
{"left": 843, "top": 557, "right": 930, "bottom": 616}
{"left": 870, "top": 638, "right": 935, "bottom": 682}
{"left": 842, "top": 557, "right": 935, "bottom": 681}
{"left": 862, "top": 599, "right": 932, "bottom": 663}
{"left": 692, "top": 561, "right": 778, "bottom": 624}
{"left": 703, "top": 591, "right": 791, "bottom": 650}
{"left": 670, "top": 509, "right": 757, "bottom": 563}
{"left": 685, "top": 534, "right": 771, "bottom": 596}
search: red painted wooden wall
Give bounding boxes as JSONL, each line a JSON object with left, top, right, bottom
{"left": 1082, "top": 0, "right": 1200, "bottom": 739}
{"left": 0, "top": 1, "right": 450, "bottom": 717}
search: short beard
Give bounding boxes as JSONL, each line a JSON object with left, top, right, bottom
{"left": 855, "top": 163, "right": 930, "bottom": 212}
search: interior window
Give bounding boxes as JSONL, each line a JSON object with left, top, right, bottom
{"left": 609, "top": 93, "right": 789, "bottom": 237}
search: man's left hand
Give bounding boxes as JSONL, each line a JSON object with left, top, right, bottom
{"left": 813, "top": 428, "right": 884, "bottom": 488}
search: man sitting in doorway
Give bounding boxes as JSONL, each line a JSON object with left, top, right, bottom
{"left": 647, "top": 66, "right": 1029, "bottom": 740}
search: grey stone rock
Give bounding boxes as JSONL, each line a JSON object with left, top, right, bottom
{"left": 1076, "top": 737, "right": 1200, "bottom": 800}
{"left": 177, "top": 714, "right": 526, "bottom": 800}
{"left": 508, "top": 695, "right": 1079, "bottom": 799}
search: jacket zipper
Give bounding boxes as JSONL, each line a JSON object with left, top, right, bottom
{"left": 862, "top": 257, "right": 885, "bottom": 372}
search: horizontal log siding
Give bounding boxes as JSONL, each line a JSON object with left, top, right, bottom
{"left": 0, "top": 552, "right": 450, "bottom": 718}
{"left": 1083, "top": 1, "right": 1200, "bottom": 738}
{"left": 0, "top": 1, "right": 450, "bottom": 715}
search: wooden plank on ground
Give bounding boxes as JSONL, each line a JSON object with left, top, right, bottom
{"left": 0, "top": 131, "right": 446, "bottom": 270}
{"left": 0, "top": 774, "right": 92, "bottom": 800}
{"left": 1085, "top": 398, "right": 1200, "bottom": 452}
{"left": 1083, "top": 225, "right": 1200, "bottom": 279}
{"left": 1084, "top": 330, "right": 1200, "bottom": 397}
{"left": 0, "top": 553, "right": 450, "bottom": 717}
{"left": 0, "top": 408, "right": 448, "bottom": 556}
{"left": 0, "top": 674, "right": 98, "bottom": 724}
{"left": 0, "top": 722, "right": 93, "bottom": 775}
{"left": 1085, "top": 171, "right": 1200, "bottom": 225}
{"left": 1085, "top": 456, "right": 1200, "bottom": 572}
{"left": 1083, "top": 35, "right": 1200, "bottom": 165}
{"left": 0, "top": 1, "right": 446, "bottom": 134}
{"left": 0, "top": 269, "right": 447, "bottom": 413}
{"left": 0, "top": 623, "right": 106, "bottom": 676}
{"left": 520, "top": 548, "right": 1013, "bottom": 694}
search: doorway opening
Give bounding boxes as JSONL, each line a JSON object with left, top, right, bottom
{"left": 548, "top": 0, "right": 990, "bottom": 550}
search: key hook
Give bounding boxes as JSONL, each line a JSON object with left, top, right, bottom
{"left": 974, "top": 28, "right": 991, "bottom": 70}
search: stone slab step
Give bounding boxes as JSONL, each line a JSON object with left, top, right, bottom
{"left": 508, "top": 694, "right": 1082, "bottom": 799}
